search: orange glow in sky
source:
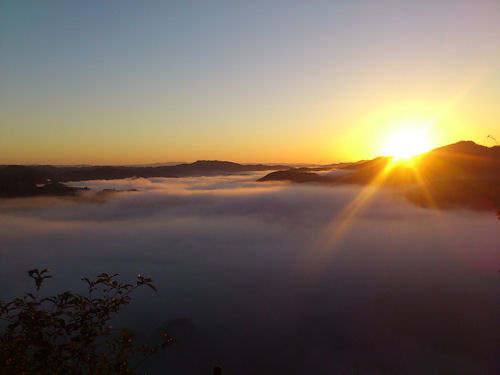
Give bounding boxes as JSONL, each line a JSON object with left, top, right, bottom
{"left": 0, "top": 1, "right": 499, "bottom": 165}
{"left": 382, "top": 126, "right": 433, "bottom": 159}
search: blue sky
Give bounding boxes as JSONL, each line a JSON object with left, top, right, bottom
{"left": 1, "top": 0, "right": 499, "bottom": 164}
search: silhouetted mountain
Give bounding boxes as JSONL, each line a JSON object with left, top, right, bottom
{"left": 430, "top": 140, "right": 500, "bottom": 158}
{"left": 259, "top": 141, "right": 500, "bottom": 211}
{"left": 0, "top": 161, "right": 288, "bottom": 198}
{"left": 3, "top": 144, "right": 499, "bottom": 209}
{"left": 258, "top": 157, "right": 393, "bottom": 184}
{"left": 0, "top": 166, "right": 55, "bottom": 197}
{"left": 259, "top": 169, "right": 336, "bottom": 183}
{"left": 0, "top": 171, "right": 87, "bottom": 197}
{"left": 402, "top": 141, "right": 500, "bottom": 210}
{"left": 167, "top": 160, "right": 289, "bottom": 177}
{"left": 51, "top": 161, "right": 289, "bottom": 181}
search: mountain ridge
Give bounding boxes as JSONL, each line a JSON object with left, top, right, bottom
{"left": 0, "top": 160, "right": 289, "bottom": 198}
{"left": 2, "top": 141, "right": 499, "bottom": 211}
{"left": 258, "top": 141, "right": 500, "bottom": 211}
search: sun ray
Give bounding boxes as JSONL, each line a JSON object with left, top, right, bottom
{"left": 299, "top": 158, "right": 400, "bottom": 282}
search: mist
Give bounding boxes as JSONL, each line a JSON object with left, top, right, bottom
{"left": 1, "top": 173, "right": 499, "bottom": 374}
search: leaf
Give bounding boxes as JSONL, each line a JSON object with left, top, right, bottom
{"left": 28, "top": 269, "right": 38, "bottom": 277}
{"left": 146, "top": 284, "right": 157, "bottom": 292}
{"left": 1, "top": 268, "right": 175, "bottom": 373}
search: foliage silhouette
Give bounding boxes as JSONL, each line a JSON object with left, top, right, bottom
{"left": 0, "top": 269, "right": 176, "bottom": 375}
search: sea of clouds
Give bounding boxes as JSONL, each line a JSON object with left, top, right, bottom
{"left": 1, "top": 173, "right": 499, "bottom": 374}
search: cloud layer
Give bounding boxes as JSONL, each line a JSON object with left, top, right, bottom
{"left": 1, "top": 174, "right": 499, "bottom": 374}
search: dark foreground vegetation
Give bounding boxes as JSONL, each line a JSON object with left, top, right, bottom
{"left": 0, "top": 269, "right": 176, "bottom": 375}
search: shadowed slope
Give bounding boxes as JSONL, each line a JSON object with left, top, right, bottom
{"left": 0, "top": 161, "right": 289, "bottom": 198}
{"left": 259, "top": 141, "right": 500, "bottom": 211}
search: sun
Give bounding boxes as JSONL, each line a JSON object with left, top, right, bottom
{"left": 383, "top": 128, "right": 432, "bottom": 160}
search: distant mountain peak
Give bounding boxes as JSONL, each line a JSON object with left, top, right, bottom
{"left": 429, "top": 140, "right": 499, "bottom": 159}
{"left": 191, "top": 160, "right": 239, "bottom": 166}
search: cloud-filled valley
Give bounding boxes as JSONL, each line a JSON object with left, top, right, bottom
{"left": 1, "top": 174, "right": 499, "bottom": 374}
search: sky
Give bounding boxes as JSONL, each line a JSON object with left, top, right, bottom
{"left": 1, "top": 0, "right": 499, "bottom": 164}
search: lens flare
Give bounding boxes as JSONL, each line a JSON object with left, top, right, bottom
{"left": 383, "top": 128, "right": 432, "bottom": 160}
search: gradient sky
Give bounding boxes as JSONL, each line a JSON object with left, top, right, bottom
{"left": 1, "top": 0, "right": 499, "bottom": 164}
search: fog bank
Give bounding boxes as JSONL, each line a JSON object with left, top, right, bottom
{"left": 1, "top": 174, "right": 499, "bottom": 374}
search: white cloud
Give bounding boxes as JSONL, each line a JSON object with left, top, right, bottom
{"left": 0, "top": 175, "right": 499, "bottom": 374}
